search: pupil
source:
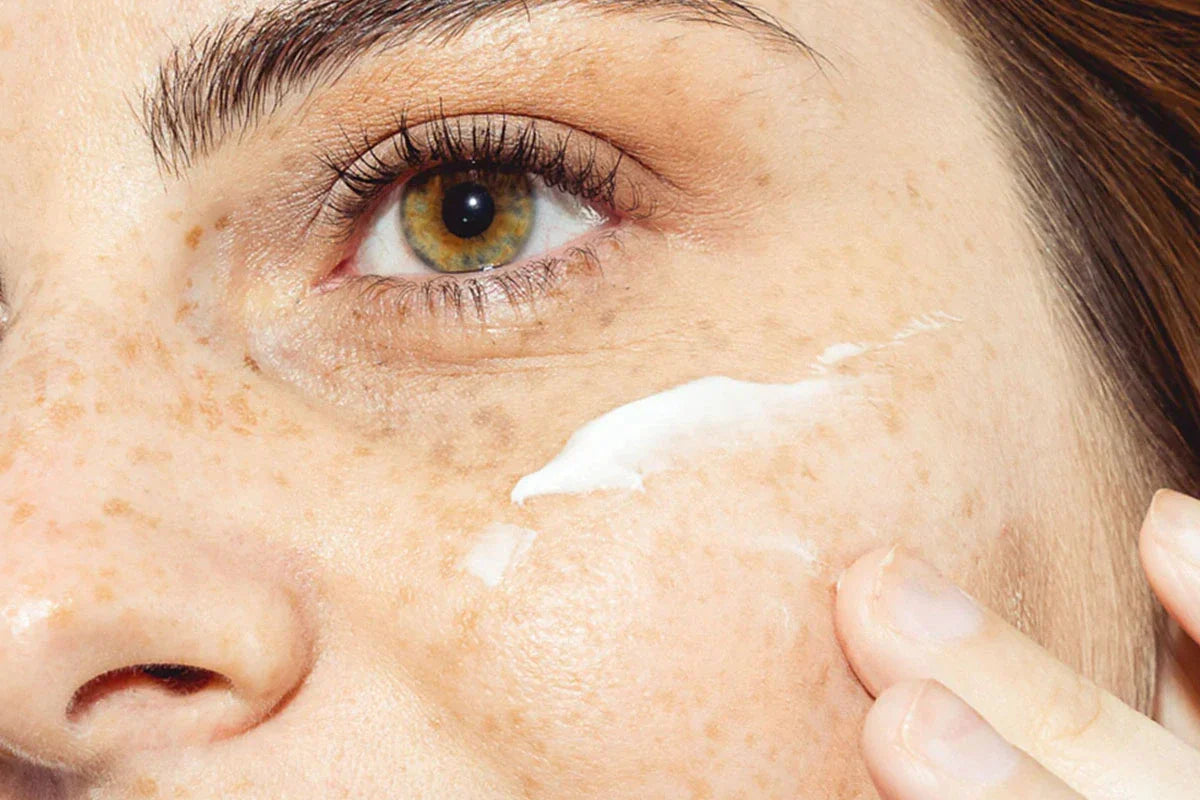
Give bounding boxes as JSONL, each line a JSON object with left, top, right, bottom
{"left": 441, "top": 181, "right": 496, "bottom": 239}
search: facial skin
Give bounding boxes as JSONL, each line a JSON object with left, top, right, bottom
{"left": 0, "top": 0, "right": 1160, "bottom": 797}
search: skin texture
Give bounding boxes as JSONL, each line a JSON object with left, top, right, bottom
{"left": 0, "top": 0, "right": 1164, "bottom": 797}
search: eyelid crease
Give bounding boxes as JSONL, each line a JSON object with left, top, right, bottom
{"left": 139, "top": 0, "right": 820, "bottom": 174}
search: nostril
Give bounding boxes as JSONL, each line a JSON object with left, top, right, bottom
{"left": 63, "top": 664, "right": 250, "bottom": 751}
{"left": 66, "top": 664, "right": 227, "bottom": 721}
{"left": 136, "top": 664, "right": 219, "bottom": 695}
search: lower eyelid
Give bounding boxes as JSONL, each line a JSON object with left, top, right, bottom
{"left": 321, "top": 225, "right": 619, "bottom": 316}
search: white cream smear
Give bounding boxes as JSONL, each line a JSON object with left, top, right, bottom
{"left": 2, "top": 598, "right": 57, "bottom": 638}
{"left": 511, "top": 376, "right": 843, "bottom": 504}
{"left": 511, "top": 312, "right": 961, "bottom": 506}
{"left": 460, "top": 523, "right": 539, "bottom": 587}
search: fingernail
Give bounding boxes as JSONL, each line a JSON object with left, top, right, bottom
{"left": 1147, "top": 489, "right": 1200, "bottom": 566}
{"left": 874, "top": 549, "right": 983, "bottom": 643}
{"left": 900, "top": 682, "right": 1019, "bottom": 786}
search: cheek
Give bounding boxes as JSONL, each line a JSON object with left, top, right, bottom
{"left": 415, "top": 501, "right": 873, "bottom": 798}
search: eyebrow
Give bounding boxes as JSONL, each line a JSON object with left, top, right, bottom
{"left": 140, "top": 0, "right": 814, "bottom": 174}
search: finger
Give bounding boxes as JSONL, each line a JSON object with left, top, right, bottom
{"left": 835, "top": 547, "right": 1200, "bottom": 799}
{"left": 1140, "top": 489, "right": 1200, "bottom": 646}
{"left": 862, "top": 680, "right": 1082, "bottom": 800}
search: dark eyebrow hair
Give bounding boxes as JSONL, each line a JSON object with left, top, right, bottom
{"left": 139, "top": 0, "right": 815, "bottom": 174}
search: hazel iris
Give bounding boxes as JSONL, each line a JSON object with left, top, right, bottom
{"left": 400, "top": 167, "right": 534, "bottom": 273}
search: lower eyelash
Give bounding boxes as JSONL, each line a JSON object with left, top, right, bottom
{"left": 340, "top": 239, "right": 608, "bottom": 324}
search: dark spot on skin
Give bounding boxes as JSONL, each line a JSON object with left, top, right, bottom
{"left": 214, "top": 215, "right": 231, "bottom": 231}
{"left": 243, "top": 354, "right": 261, "bottom": 373}
{"left": 754, "top": 173, "right": 771, "bottom": 188}
{"left": 103, "top": 498, "right": 132, "bottom": 516}
{"left": 906, "top": 176, "right": 922, "bottom": 203}
{"left": 938, "top": 159, "right": 951, "bottom": 173}
{"left": 175, "top": 301, "right": 198, "bottom": 323}
{"left": 49, "top": 402, "right": 85, "bottom": 428}
{"left": 964, "top": 237, "right": 977, "bottom": 253}
{"left": 117, "top": 336, "right": 141, "bottom": 364}
{"left": 132, "top": 776, "right": 158, "bottom": 797}
{"left": 185, "top": 226, "right": 204, "bottom": 250}
{"left": 11, "top": 502, "right": 35, "bottom": 524}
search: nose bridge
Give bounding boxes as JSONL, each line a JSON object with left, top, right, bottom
{"left": 0, "top": 291, "right": 315, "bottom": 770}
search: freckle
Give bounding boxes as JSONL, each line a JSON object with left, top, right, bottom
{"left": 167, "top": 210, "right": 183, "bottom": 223}
{"left": 703, "top": 719, "right": 722, "bottom": 741}
{"left": 49, "top": 401, "right": 85, "bottom": 428}
{"left": 171, "top": 394, "right": 195, "bottom": 427}
{"left": 117, "top": 336, "right": 141, "bottom": 364}
{"left": 272, "top": 471, "right": 290, "bottom": 487}
{"left": 352, "top": 445, "right": 372, "bottom": 458}
{"left": 198, "top": 398, "right": 222, "bottom": 429}
{"left": 905, "top": 176, "right": 922, "bottom": 203}
{"left": 243, "top": 354, "right": 261, "bottom": 373}
{"left": 11, "top": 502, "right": 35, "bottom": 524}
{"left": 133, "top": 776, "right": 158, "bottom": 797}
{"left": 688, "top": 777, "right": 714, "bottom": 800}
{"left": 228, "top": 393, "right": 258, "bottom": 427}
{"left": 938, "top": 159, "right": 951, "bottom": 173}
{"left": 103, "top": 498, "right": 132, "bottom": 516}
{"left": 883, "top": 405, "right": 905, "bottom": 434}
{"left": 49, "top": 606, "right": 75, "bottom": 628}
{"left": 214, "top": 215, "right": 231, "bottom": 231}
{"left": 754, "top": 173, "right": 770, "bottom": 188}
{"left": 184, "top": 226, "right": 204, "bottom": 250}
{"left": 174, "top": 301, "right": 198, "bottom": 323}
{"left": 94, "top": 585, "right": 115, "bottom": 603}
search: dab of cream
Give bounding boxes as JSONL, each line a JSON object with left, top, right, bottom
{"left": 2, "top": 599, "right": 57, "bottom": 637}
{"left": 460, "top": 523, "right": 539, "bottom": 587}
{"left": 816, "top": 342, "right": 869, "bottom": 368}
{"left": 511, "top": 376, "right": 844, "bottom": 505}
{"left": 510, "top": 311, "right": 963, "bottom": 505}
{"left": 745, "top": 534, "right": 823, "bottom": 572}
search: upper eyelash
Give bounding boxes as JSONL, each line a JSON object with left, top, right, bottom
{"left": 314, "top": 109, "right": 646, "bottom": 235}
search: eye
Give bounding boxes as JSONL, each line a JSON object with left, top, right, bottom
{"left": 353, "top": 164, "right": 608, "bottom": 277}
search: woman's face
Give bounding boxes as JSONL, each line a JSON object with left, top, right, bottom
{"left": 0, "top": 0, "right": 1153, "bottom": 797}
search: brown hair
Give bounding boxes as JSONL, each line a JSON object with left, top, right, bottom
{"left": 940, "top": 1, "right": 1200, "bottom": 483}
{"left": 935, "top": 1, "right": 1199, "bottom": 710}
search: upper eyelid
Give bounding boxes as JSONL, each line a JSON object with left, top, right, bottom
{"left": 306, "top": 112, "right": 665, "bottom": 240}
{"left": 138, "top": 0, "right": 818, "bottom": 175}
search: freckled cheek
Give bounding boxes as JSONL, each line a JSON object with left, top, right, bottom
{"left": 429, "top": 531, "right": 862, "bottom": 793}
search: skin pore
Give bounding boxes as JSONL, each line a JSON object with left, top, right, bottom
{"left": 0, "top": 0, "right": 1161, "bottom": 797}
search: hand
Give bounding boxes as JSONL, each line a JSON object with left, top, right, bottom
{"left": 834, "top": 489, "right": 1200, "bottom": 799}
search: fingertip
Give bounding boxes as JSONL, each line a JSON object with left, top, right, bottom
{"left": 834, "top": 546, "right": 900, "bottom": 696}
{"left": 861, "top": 680, "right": 940, "bottom": 798}
{"left": 1142, "top": 488, "right": 1200, "bottom": 554}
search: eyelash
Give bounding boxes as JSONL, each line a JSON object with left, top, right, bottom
{"left": 320, "top": 111, "right": 646, "bottom": 227}
{"left": 311, "top": 110, "right": 649, "bottom": 322}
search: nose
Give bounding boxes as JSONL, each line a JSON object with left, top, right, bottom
{"left": 0, "top": 521, "right": 313, "bottom": 770}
